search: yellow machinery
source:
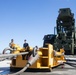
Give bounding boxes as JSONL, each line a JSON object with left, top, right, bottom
{"left": 10, "top": 43, "right": 66, "bottom": 71}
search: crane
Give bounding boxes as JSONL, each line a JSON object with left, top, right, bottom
{"left": 43, "top": 8, "right": 76, "bottom": 55}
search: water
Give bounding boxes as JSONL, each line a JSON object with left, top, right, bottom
{"left": 0, "top": 60, "right": 11, "bottom": 75}
{"left": 0, "top": 67, "right": 10, "bottom": 74}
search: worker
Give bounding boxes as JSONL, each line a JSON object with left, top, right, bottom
{"left": 9, "top": 39, "right": 14, "bottom": 48}
{"left": 23, "top": 39, "right": 29, "bottom": 49}
{"left": 23, "top": 39, "right": 30, "bottom": 60}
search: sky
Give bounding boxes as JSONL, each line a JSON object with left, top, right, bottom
{"left": 0, "top": 0, "right": 76, "bottom": 53}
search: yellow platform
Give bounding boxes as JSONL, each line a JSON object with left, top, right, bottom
{"left": 10, "top": 44, "right": 66, "bottom": 70}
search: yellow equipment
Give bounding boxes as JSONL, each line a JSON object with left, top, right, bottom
{"left": 10, "top": 43, "right": 66, "bottom": 71}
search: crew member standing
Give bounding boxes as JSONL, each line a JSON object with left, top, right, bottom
{"left": 9, "top": 39, "right": 14, "bottom": 48}
{"left": 23, "top": 39, "right": 29, "bottom": 49}
{"left": 23, "top": 39, "right": 29, "bottom": 60}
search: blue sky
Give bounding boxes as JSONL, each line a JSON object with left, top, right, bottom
{"left": 0, "top": 0, "right": 76, "bottom": 53}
